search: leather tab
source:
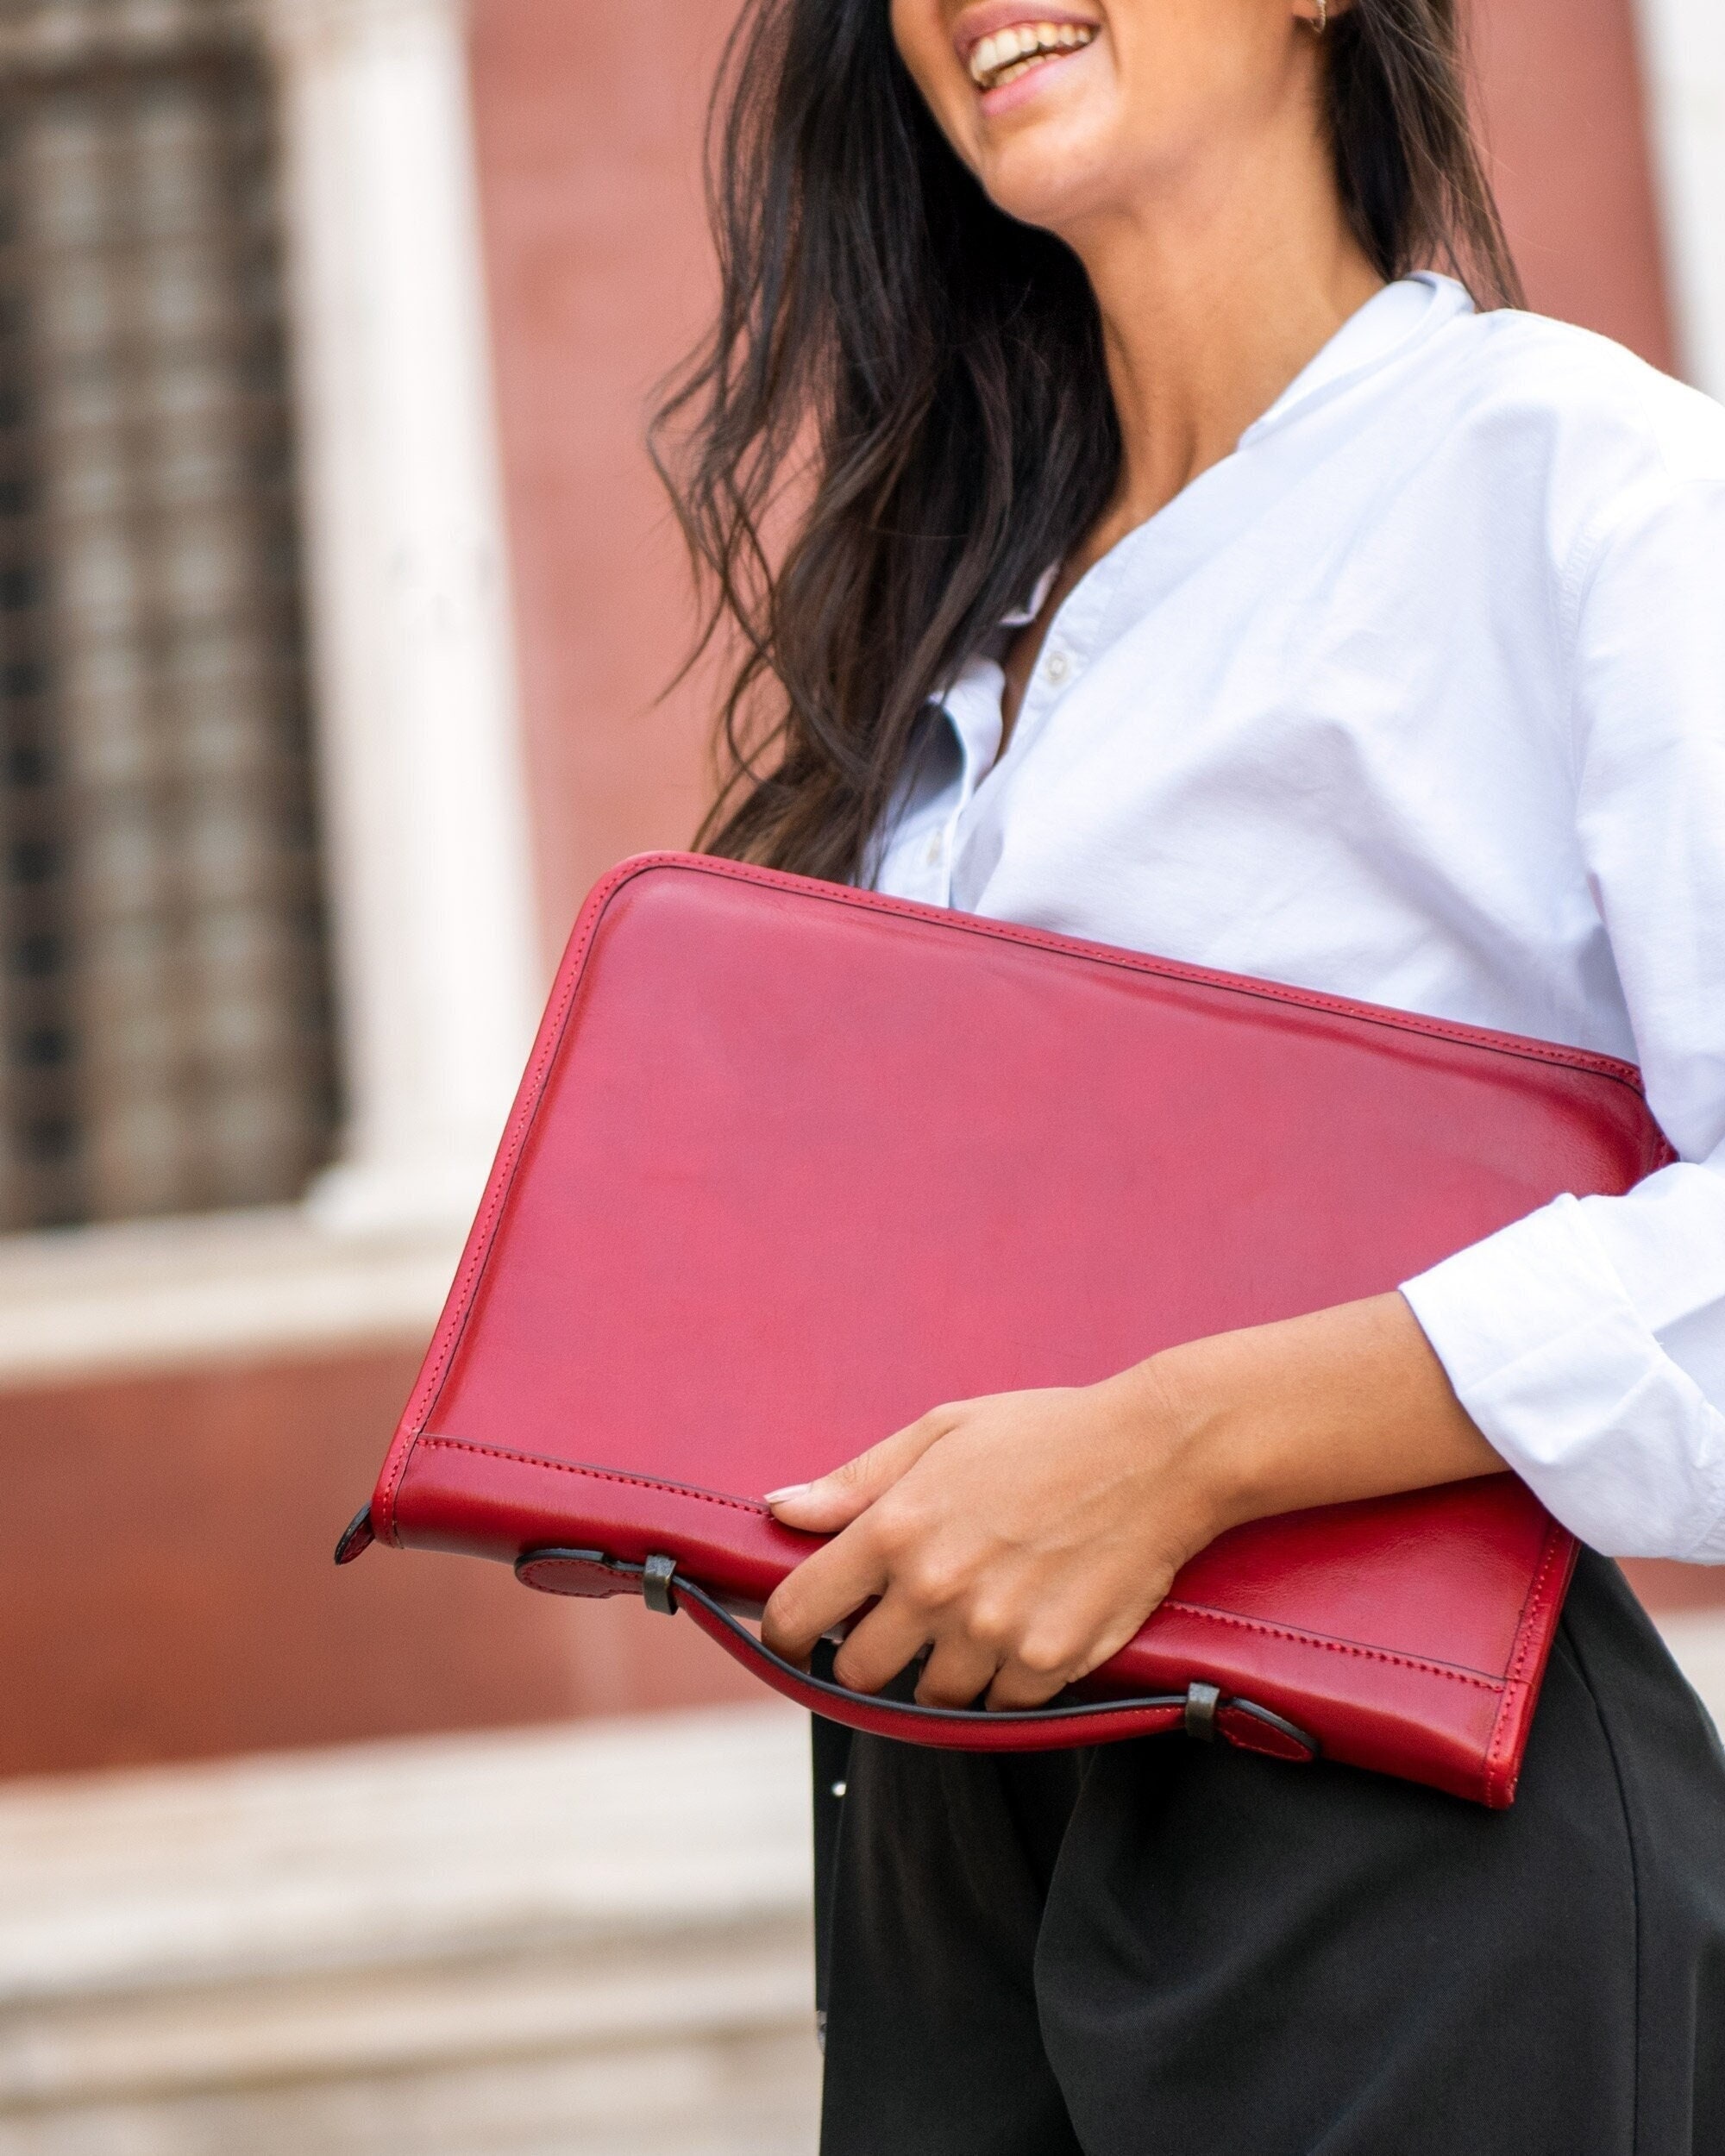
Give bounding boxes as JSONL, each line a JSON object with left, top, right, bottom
{"left": 333, "top": 1507, "right": 375, "bottom": 1564}
{"left": 1216, "top": 1698, "right": 1320, "bottom": 1763}
{"left": 516, "top": 1548, "right": 642, "bottom": 1600}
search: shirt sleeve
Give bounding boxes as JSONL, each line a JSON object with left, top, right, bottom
{"left": 1400, "top": 473, "right": 1725, "bottom": 1563}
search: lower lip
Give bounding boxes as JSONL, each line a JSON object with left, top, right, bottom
{"left": 976, "top": 43, "right": 1094, "bottom": 116}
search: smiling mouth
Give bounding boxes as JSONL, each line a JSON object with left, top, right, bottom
{"left": 967, "top": 21, "right": 1098, "bottom": 95}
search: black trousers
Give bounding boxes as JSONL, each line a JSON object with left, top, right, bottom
{"left": 812, "top": 1552, "right": 1725, "bottom": 2155}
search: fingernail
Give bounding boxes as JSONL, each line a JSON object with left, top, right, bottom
{"left": 763, "top": 1483, "right": 812, "bottom": 1505}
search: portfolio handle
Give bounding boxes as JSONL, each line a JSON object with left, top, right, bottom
{"left": 514, "top": 1545, "right": 1319, "bottom": 1763}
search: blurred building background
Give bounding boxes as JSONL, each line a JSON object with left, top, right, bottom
{"left": 0, "top": 0, "right": 1718, "bottom": 2148}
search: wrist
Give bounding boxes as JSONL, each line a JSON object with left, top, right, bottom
{"left": 1120, "top": 1295, "right": 1505, "bottom": 1551}
{"left": 1107, "top": 1347, "right": 1258, "bottom": 1561}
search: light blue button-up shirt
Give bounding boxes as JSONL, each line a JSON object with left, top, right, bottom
{"left": 870, "top": 274, "right": 1725, "bottom": 1564}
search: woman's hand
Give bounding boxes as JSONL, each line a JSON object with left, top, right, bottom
{"left": 762, "top": 1368, "right": 1214, "bottom": 1710}
{"left": 761, "top": 1292, "right": 1506, "bottom": 1709}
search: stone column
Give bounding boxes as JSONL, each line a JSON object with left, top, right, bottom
{"left": 1637, "top": 0, "right": 1725, "bottom": 398}
{"left": 262, "top": 0, "right": 540, "bottom": 1235}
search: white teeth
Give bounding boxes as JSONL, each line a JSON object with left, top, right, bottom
{"left": 968, "top": 20, "right": 1096, "bottom": 91}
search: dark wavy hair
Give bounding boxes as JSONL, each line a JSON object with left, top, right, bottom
{"left": 653, "top": 0, "right": 1521, "bottom": 882}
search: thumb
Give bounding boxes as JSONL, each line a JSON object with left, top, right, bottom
{"left": 765, "top": 1409, "right": 956, "bottom": 1533}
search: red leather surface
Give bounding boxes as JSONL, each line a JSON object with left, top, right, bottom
{"left": 368, "top": 856, "right": 1671, "bottom": 1806}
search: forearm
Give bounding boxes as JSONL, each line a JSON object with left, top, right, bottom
{"left": 1137, "top": 1289, "right": 1507, "bottom": 1552}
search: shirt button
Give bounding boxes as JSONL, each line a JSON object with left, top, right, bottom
{"left": 1044, "top": 647, "right": 1070, "bottom": 684}
{"left": 923, "top": 833, "right": 944, "bottom": 868}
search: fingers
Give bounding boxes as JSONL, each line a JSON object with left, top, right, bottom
{"left": 764, "top": 1408, "right": 957, "bottom": 1534}
{"left": 825, "top": 1592, "right": 1088, "bottom": 1712}
{"left": 831, "top": 1597, "right": 939, "bottom": 1697}
{"left": 762, "top": 1522, "right": 888, "bottom": 1668}
{"left": 983, "top": 1634, "right": 1087, "bottom": 1712}
{"left": 765, "top": 1545, "right": 1136, "bottom": 1714}
{"left": 913, "top": 1632, "right": 1002, "bottom": 1710}
{"left": 775, "top": 1564, "right": 1006, "bottom": 1708}
{"left": 983, "top": 1605, "right": 1144, "bottom": 1712}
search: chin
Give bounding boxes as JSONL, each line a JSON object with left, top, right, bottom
{"left": 963, "top": 77, "right": 1128, "bottom": 225}
{"left": 975, "top": 144, "right": 1116, "bottom": 236}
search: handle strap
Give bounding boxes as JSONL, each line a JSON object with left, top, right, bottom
{"left": 516, "top": 1546, "right": 1319, "bottom": 1762}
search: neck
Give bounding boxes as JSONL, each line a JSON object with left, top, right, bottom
{"left": 1062, "top": 78, "right": 1384, "bottom": 566}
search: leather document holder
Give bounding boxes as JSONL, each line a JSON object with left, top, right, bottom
{"left": 341, "top": 854, "right": 1672, "bottom": 1807}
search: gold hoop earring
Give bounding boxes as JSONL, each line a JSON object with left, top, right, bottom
{"left": 1312, "top": 0, "right": 1327, "bottom": 29}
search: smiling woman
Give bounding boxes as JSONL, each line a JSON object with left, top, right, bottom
{"left": 651, "top": 1, "right": 1725, "bottom": 2151}
{"left": 656, "top": 0, "right": 1518, "bottom": 882}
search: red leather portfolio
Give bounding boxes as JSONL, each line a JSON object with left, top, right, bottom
{"left": 341, "top": 854, "right": 1672, "bottom": 1807}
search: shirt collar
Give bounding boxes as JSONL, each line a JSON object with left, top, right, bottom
{"left": 993, "top": 274, "right": 1474, "bottom": 633}
{"left": 1239, "top": 273, "right": 1472, "bottom": 447}
{"left": 1000, "top": 562, "right": 1060, "bottom": 630}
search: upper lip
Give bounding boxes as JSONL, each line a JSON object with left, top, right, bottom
{"left": 950, "top": 2, "right": 1101, "bottom": 66}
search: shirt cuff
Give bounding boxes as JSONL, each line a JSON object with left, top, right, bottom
{"left": 1400, "top": 1194, "right": 1725, "bottom": 1562}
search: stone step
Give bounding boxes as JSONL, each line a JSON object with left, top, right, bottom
{"left": 0, "top": 1704, "right": 820, "bottom": 2156}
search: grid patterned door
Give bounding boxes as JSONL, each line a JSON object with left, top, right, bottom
{"left": 0, "top": 3, "right": 336, "bottom": 1231}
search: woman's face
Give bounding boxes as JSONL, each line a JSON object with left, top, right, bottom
{"left": 889, "top": 0, "right": 1320, "bottom": 242}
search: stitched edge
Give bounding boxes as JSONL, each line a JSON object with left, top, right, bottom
{"left": 1484, "top": 1526, "right": 1568, "bottom": 1795}
{"left": 669, "top": 856, "right": 1659, "bottom": 1100}
{"left": 1482, "top": 1520, "right": 1575, "bottom": 1802}
{"left": 1159, "top": 1597, "right": 1504, "bottom": 1691}
{"left": 380, "top": 851, "right": 1672, "bottom": 1537}
{"left": 417, "top": 1434, "right": 773, "bottom": 1518}
{"left": 1510, "top": 1522, "right": 1573, "bottom": 1688}
{"left": 1483, "top": 1679, "right": 1532, "bottom": 1804}
{"left": 416, "top": 1427, "right": 1513, "bottom": 1699}
{"left": 373, "top": 857, "right": 655, "bottom": 1541}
